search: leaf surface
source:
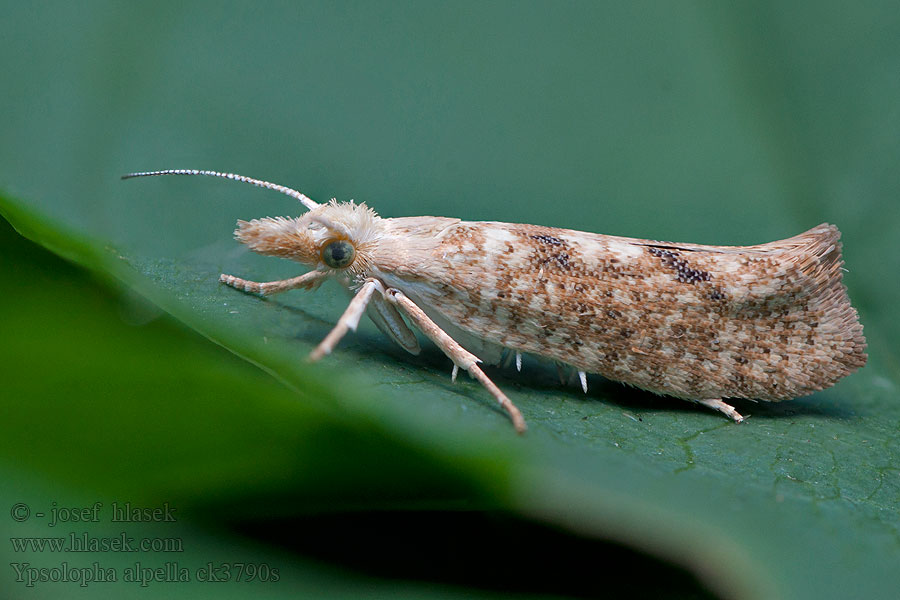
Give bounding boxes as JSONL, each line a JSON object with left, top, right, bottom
{"left": 1, "top": 2, "right": 899, "bottom": 598}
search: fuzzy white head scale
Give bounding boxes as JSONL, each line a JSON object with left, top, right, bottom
{"left": 302, "top": 199, "right": 381, "bottom": 247}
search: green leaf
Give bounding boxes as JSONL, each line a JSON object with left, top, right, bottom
{"left": 0, "top": 207, "right": 532, "bottom": 600}
{"left": 1, "top": 2, "right": 899, "bottom": 599}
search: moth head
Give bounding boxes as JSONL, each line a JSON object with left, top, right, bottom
{"left": 235, "top": 200, "right": 379, "bottom": 273}
{"left": 120, "top": 169, "right": 381, "bottom": 275}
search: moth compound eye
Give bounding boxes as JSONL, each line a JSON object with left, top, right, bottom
{"left": 321, "top": 240, "right": 356, "bottom": 269}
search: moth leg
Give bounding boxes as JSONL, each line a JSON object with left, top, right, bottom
{"left": 220, "top": 270, "right": 326, "bottom": 296}
{"left": 696, "top": 398, "right": 745, "bottom": 423}
{"left": 309, "top": 279, "right": 379, "bottom": 362}
{"left": 386, "top": 288, "right": 527, "bottom": 434}
{"left": 368, "top": 293, "right": 421, "bottom": 355}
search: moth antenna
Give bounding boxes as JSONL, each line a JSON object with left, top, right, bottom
{"left": 121, "top": 169, "right": 320, "bottom": 211}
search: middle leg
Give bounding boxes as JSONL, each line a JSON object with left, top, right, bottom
{"left": 308, "top": 279, "right": 379, "bottom": 362}
{"left": 385, "top": 288, "right": 527, "bottom": 433}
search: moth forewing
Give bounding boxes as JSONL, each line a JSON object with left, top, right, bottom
{"left": 123, "top": 170, "right": 867, "bottom": 433}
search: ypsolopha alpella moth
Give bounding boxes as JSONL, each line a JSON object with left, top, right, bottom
{"left": 123, "top": 170, "right": 867, "bottom": 433}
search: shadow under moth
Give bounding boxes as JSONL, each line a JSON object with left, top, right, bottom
{"left": 124, "top": 170, "right": 867, "bottom": 433}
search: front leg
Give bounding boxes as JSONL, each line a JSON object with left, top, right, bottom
{"left": 385, "top": 288, "right": 527, "bottom": 434}
{"left": 220, "top": 270, "right": 327, "bottom": 295}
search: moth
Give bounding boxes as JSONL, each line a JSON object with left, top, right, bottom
{"left": 123, "top": 169, "right": 867, "bottom": 433}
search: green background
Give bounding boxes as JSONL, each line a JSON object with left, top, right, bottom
{"left": 1, "top": 2, "right": 898, "bottom": 598}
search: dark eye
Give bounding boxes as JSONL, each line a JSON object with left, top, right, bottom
{"left": 321, "top": 240, "right": 356, "bottom": 269}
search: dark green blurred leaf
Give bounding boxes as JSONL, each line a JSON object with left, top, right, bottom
{"left": 0, "top": 206, "right": 547, "bottom": 599}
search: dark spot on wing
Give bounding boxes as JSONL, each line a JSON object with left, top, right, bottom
{"left": 647, "top": 247, "right": 712, "bottom": 284}
{"left": 530, "top": 234, "right": 564, "bottom": 246}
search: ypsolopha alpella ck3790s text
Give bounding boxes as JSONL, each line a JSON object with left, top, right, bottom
{"left": 123, "top": 170, "right": 867, "bottom": 433}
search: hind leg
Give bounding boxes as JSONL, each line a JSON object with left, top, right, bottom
{"left": 696, "top": 398, "right": 745, "bottom": 423}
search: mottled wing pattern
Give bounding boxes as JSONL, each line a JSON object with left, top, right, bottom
{"left": 410, "top": 221, "right": 865, "bottom": 402}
